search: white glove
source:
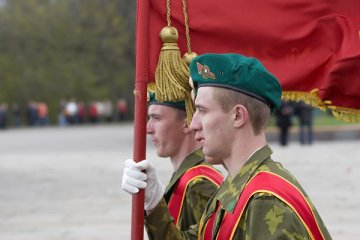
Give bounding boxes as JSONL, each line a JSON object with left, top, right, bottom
{"left": 122, "top": 159, "right": 165, "bottom": 211}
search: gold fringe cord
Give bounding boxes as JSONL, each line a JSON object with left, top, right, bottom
{"left": 282, "top": 89, "right": 360, "bottom": 123}
{"left": 328, "top": 106, "right": 360, "bottom": 123}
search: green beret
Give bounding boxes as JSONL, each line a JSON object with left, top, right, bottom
{"left": 148, "top": 91, "right": 186, "bottom": 111}
{"left": 189, "top": 53, "right": 282, "bottom": 112}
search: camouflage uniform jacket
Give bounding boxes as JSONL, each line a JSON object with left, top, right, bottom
{"left": 145, "top": 149, "right": 222, "bottom": 240}
{"left": 144, "top": 145, "right": 332, "bottom": 240}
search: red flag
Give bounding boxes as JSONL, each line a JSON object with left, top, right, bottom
{"left": 145, "top": 0, "right": 360, "bottom": 121}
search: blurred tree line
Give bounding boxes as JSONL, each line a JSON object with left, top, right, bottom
{"left": 0, "top": 0, "right": 136, "bottom": 123}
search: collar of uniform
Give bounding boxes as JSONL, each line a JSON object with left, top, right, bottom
{"left": 165, "top": 149, "right": 205, "bottom": 193}
{"left": 213, "top": 145, "right": 273, "bottom": 213}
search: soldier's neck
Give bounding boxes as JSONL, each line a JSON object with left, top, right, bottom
{"left": 170, "top": 139, "right": 201, "bottom": 172}
{"left": 225, "top": 132, "right": 267, "bottom": 178}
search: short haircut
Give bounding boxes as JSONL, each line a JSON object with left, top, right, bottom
{"left": 212, "top": 87, "right": 270, "bottom": 135}
{"left": 174, "top": 108, "right": 187, "bottom": 121}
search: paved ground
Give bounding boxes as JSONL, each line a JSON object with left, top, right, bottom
{"left": 0, "top": 124, "right": 359, "bottom": 239}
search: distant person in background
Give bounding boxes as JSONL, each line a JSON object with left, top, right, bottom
{"left": 88, "top": 102, "right": 98, "bottom": 123}
{"left": 27, "top": 101, "right": 38, "bottom": 126}
{"left": 295, "top": 101, "right": 313, "bottom": 145}
{"left": 65, "top": 98, "right": 78, "bottom": 124}
{"left": 96, "top": 101, "right": 105, "bottom": 122}
{"left": 77, "top": 102, "right": 86, "bottom": 124}
{"left": 275, "top": 100, "right": 293, "bottom": 146}
{"left": 37, "top": 102, "right": 49, "bottom": 126}
{"left": 0, "top": 103, "right": 8, "bottom": 129}
{"left": 58, "top": 100, "right": 68, "bottom": 126}
{"left": 117, "top": 98, "right": 127, "bottom": 121}
{"left": 12, "top": 104, "right": 21, "bottom": 127}
{"left": 103, "top": 99, "right": 113, "bottom": 122}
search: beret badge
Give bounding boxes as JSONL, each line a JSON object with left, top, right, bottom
{"left": 197, "top": 62, "right": 215, "bottom": 80}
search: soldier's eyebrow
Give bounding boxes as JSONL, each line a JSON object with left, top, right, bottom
{"left": 148, "top": 113, "right": 161, "bottom": 118}
{"left": 195, "top": 103, "right": 207, "bottom": 110}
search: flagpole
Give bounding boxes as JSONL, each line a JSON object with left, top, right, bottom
{"left": 132, "top": 0, "right": 150, "bottom": 239}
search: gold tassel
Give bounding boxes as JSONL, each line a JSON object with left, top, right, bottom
{"left": 155, "top": 26, "right": 191, "bottom": 103}
{"left": 154, "top": 0, "right": 196, "bottom": 126}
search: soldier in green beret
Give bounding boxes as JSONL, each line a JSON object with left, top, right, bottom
{"left": 122, "top": 53, "right": 332, "bottom": 239}
{"left": 122, "top": 92, "right": 223, "bottom": 239}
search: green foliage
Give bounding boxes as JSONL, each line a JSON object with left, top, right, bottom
{"left": 0, "top": 0, "right": 135, "bottom": 122}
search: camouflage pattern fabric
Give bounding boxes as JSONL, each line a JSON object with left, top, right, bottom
{"left": 144, "top": 145, "right": 332, "bottom": 240}
{"left": 145, "top": 149, "right": 221, "bottom": 240}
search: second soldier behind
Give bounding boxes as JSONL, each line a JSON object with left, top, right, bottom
{"left": 122, "top": 92, "right": 223, "bottom": 239}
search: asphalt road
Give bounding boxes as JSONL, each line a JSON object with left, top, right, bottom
{"left": 0, "top": 124, "right": 359, "bottom": 239}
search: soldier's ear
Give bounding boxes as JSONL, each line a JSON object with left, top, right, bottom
{"left": 183, "top": 121, "right": 192, "bottom": 134}
{"left": 233, "top": 104, "right": 248, "bottom": 128}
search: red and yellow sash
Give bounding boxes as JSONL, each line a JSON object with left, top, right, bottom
{"left": 202, "top": 171, "right": 325, "bottom": 240}
{"left": 168, "top": 165, "right": 223, "bottom": 226}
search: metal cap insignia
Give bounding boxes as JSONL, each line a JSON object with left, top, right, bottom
{"left": 197, "top": 62, "right": 215, "bottom": 80}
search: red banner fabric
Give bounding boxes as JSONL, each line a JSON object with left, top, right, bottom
{"left": 147, "top": 0, "right": 360, "bottom": 112}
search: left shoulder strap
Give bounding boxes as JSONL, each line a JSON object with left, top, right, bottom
{"left": 168, "top": 165, "right": 223, "bottom": 226}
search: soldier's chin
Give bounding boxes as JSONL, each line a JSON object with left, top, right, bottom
{"left": 205, "top": 156, "right": 222, "bottom": 165}
{"left": 156, "top": 148, "right": 168, "bottom": 158}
